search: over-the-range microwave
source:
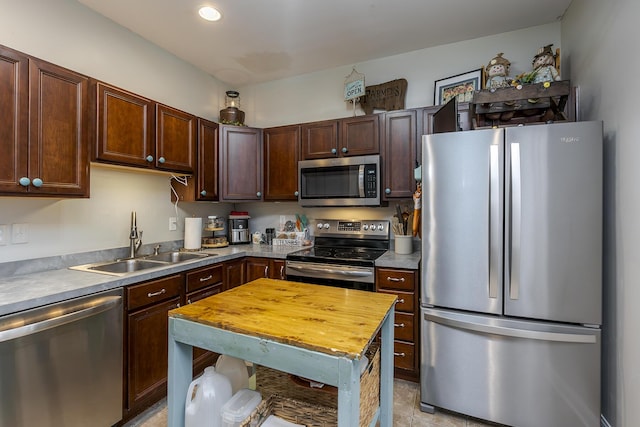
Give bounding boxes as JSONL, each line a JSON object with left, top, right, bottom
{"left": 298, "top": 155, "right": 381, "bottom": 207}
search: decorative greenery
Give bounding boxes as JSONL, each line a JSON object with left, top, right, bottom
{"left": 220, "top": 119, "right": 246, "bottom": 126}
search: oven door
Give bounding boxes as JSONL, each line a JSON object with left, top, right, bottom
{"left": 285, "top": 260, "right": 375, "bottom": 292}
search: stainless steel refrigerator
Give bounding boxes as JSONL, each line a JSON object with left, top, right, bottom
{"left": 420, "top": 121, "right": 602, "bottom": 427}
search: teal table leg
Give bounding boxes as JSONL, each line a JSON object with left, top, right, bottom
{"left": 168, "top": 318, "right": 193, "bottom": 427}
{"left": 337, "top": 358, "right": 361, "bottom": 425}
{"left": 379, "top": 307, "right": 395, "bottom": 426}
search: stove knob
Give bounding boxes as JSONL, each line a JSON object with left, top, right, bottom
{"left": 363, "top": 224, "right": 369, "bottom": 231}
{"left": 377, "top": 224, "right": 385, "bottom": 231}
{"left": 323, "top": 223, "right": 330, "bottom": 229}
{"left": 317, "top": 223, "right": 323, "bottom": 230}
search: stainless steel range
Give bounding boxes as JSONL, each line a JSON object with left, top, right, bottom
{"left": 285, "top": 219, "right": 390, "bottom": 292}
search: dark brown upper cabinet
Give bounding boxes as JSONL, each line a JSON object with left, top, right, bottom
{"left": 94, "top": 82, "right": 195, "bottom": 174}
{"left": 219, "top": 124, "right": 263, "bottom": 201}
{"left": 0, "top": 45, "right": 89, "bottom": 197}
{"left": 263, "top": 124, "right": 300, "bottom": 201}
{"left": 301, "top": 115, "right": 379, "bottom": 160}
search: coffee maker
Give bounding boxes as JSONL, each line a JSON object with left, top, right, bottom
{"left": 228, "top": 214, "right": 250, "bottom": 244}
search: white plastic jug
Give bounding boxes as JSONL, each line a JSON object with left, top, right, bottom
{"left": 215, "top": 355, "right": 249, "bottom": 395}
{"left": 185, "top": 366, "right": 233, "bottom": 427}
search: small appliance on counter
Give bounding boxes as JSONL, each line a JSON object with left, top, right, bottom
{"left": 202, "top": 216, "right": 228, "bottom": 248}
{"left": 228, "top": 211, "right": 251, "bottom": 245}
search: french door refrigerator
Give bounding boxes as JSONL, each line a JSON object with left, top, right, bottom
{"left": 420, "top": 121, "right": 602, "bottom": 427}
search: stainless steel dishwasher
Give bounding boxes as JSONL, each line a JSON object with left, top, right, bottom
{"left": 0, "top": 288, "right": 123, "bottom": 427}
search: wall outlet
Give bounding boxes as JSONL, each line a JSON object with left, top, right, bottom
{"left": 169, "top": 217, "right": 177, "bottom": 231}
{"left": 0, "top": 224, "right": 8, "bottom": 245}
{"left": 12, "top": 223, "right": 28, "bottom": 244}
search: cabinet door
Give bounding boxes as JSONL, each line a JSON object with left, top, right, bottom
{"left": 28, "top": 58, "right": 89, "bottom": 196}
{"left": 156, "top": 104, "right": 196, "bottom": 173}
{"left": 340, "top": 114, "right": 379, "bottom": 156}
{"left": 264, "top": 125, "right": 300, "bottom": 201}
{"left": 246, "top": 257, "right": 270, "bottom": 282}
{"left": 269, "top": 259, "right": 286, "bottom": 280}
{"left": 220, "top": 125, "right": 263, "bottom": 201}
{"left": 96, "top": 82, "right": 155, "bottom": 168}
{"left": 0, "top": 45, "right": 28, "bottom": 193}
{"left": 382, "top": 110, "right": 418, "bottom": 200}
{"left": 171, "top": 118, "right": 218, "bottom": 202}
{"left": 301, "top": 119, "right": 339, "bottom": 159}
{"left": 223, "top": 258, "right": 247, "bottom": 290}
{"left": 127, "top": 296, "right": 180, "bottom": 411}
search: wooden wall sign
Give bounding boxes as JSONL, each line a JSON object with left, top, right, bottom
{"left": 359, "top": 78, "right": 407, "bottom": 115}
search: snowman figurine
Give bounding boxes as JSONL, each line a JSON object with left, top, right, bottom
{"left": 531, "top": 44, "right": 561, "bottom": 84}
{"left": 485, "top": 53, "right": 512, "bottom": 90}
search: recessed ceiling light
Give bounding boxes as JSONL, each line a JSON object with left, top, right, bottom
{"left": 198, "top": 6, "right": 221, "bottom": 22}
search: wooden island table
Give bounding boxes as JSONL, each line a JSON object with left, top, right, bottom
{"left": 167, "top": 278, "right": 396, "bottom": 426}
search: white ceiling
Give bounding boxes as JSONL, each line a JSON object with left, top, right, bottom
{"left": 77, "top": 0, "right": 572, "bottom": 87}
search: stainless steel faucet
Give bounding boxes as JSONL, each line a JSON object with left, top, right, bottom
{"left": 129, "top": 211, "right": 143, "bottom": 258}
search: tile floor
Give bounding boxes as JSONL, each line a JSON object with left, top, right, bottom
{"left": 124, "top": 379, "right": 498, "bottom": 427}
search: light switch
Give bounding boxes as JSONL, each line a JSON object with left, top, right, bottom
{"left": 12, "top": 223, "right": 28, "bottom": 244}
{"left": 0, "top": 224, "right": 8, "bottom": 245}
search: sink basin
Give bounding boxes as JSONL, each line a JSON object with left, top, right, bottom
{"left": 143, "top": 251, "right": 209, "bottom": 263}
{"left": 86, "top": 259, "right": 167, "bottom": 275}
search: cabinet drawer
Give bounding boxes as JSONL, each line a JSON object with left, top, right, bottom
{"left": 394, "top": 341, "right": 416, "bottom": 371}
{"left": 377, "top": 289, "right": 414, "bottom": 313}
{"left": 186, "top": 284, "right": 222, "bottom": 305}
{"left": 394, "top": 312, "right": 415, "bottom": 342}
{"left": 186, "top": 264, "right": 223, "bottom": 293}
{"left": 127, "top": 274, "right": 182, "bottom": 311}
{"left": 376, "top": 268, "right": 416, "bottom": 291}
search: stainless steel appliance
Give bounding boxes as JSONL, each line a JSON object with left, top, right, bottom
{"left": 0, "top": 288, "right": 123, "bottom": 427}
{"left": 420, "top": 121, "right": 602, "bottom": 427}
{"left": 286, "top": 219, "right": 389, "bottom": 291}
{"left": 298, "top": 155, "right": 381, "bottom": 207}
{"left": 228, "top": 216, "right": 250, "bottom": 244}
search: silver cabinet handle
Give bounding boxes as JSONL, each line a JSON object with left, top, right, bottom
{"left": 264, "top": 266, "right": 269, "bottom": 277}
{"left": 395, "top": 298, "right": 405, "bottom": 305}
{"left": 510, "top": 142, "right": 521, "bottom": 300}
{"left": 199, "top": 275, "right": 213, "bottom": 282}
{"left": 394, "top": 352, "right": 406, "bottom": 357}
{"left": 0, "top": 296, "right": 121, "bottom": 343}
{"left": 387, "top": 276, "right": 405, "bottom": 282}
{"left": 147, "top": 288, "right": 166, "bottom": 298}
{"left": 187, "top": 299, "right": 192, "bottom": 304}
{"left": 394, "top": 323, "right": 405, "bottom": 328}
{"left": 279, "top": 265, "right": 284, "bottom": 279}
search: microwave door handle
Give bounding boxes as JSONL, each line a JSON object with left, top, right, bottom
{"left": 358, "top": 164, "right": 365, "bottom": 197}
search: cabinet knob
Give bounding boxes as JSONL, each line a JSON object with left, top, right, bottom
{"left": 331, "top": 148, "right": 337, "bottom": 154}
{"left": 385, "top": 188, "right": 391, "bottom": 194}
{"left": 200, "top": 190, "right": 207, "bottom": 196}
{"left": 294, "top": 191, "right": 299, "bottom": 197}
{"left": 341, "top": 147, "right": 348, "bottom": 153}
{"left": 158, "top": 157, "right": 166, "bottom": 164}
{"left": 19, "top": 177, "right": 31, "bottom": 187}
{"left": 32, "top": 178, "right": 43, "bottom": 188}
{"left": 256, "top": 192, "right": 262, "bottom": 198}
{"left": 146, "top": 155, "right": 154, "bottom": 162}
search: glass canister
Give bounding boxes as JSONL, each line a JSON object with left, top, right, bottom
{"left": 219, "top": 90, "right": 245, "bottom": 125}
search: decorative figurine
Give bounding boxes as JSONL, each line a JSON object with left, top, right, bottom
{"left": 531, "top": 44, "right": 561, "bottom": 84}
{"left": 485, "top": 53, "right": 512, "bottom": 90}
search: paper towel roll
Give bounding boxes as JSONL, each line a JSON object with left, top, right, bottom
{"left": 184, "top": 217, "right": 203, "bottom": 250}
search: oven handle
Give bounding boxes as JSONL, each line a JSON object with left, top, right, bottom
{"left": 287, "top": 264, "right": 373, "bottom": 277}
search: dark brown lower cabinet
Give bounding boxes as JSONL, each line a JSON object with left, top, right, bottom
{"left": 125, "top": 274, "right": 182, "bottom": 420}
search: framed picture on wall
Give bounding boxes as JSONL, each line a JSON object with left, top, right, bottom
{"left": 434, "top": 68, "right": 484, "bottom": 105}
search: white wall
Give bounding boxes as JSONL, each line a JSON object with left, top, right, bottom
{"left": 242, "top": 23, "right": 562, "bottom": 127}
{"left": 563, "top": 1, "right": 639, "bottom": 426}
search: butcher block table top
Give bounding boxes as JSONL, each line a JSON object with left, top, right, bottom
{"left": 167, "top": 278, "right": 397, "bottom": 427}
{"left": 169, "top": 278, "right": 397, "bottom": 358}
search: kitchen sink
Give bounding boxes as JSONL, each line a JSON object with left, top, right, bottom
{"left": 85, "top": 259, "right": 168, "bottom": 275}
{"left": 143, "top": 251, "right": 210, "bottom": 263}
{"left": 70, "top": 251, "right": 216, "bottom": 276}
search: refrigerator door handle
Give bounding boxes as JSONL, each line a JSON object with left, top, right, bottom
{"left": 423, "top": 310, "right": 597, "bottom": 344}
{"left": 510, "top": 142, "right": 521, "bottom": 300}
{"left": 489, "top": 144, "right": 499, "bottom": 298}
